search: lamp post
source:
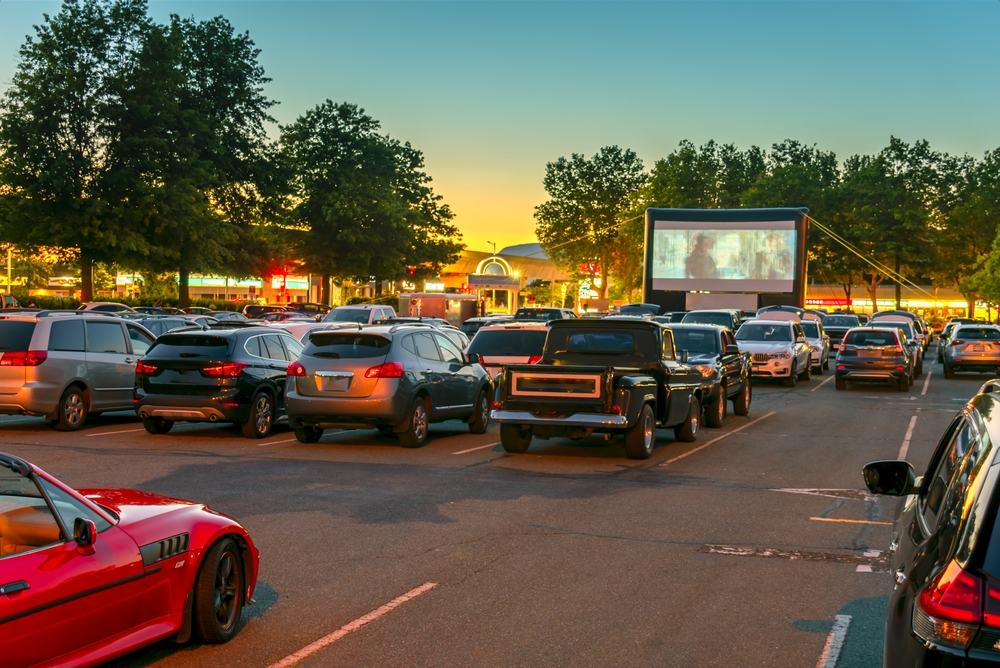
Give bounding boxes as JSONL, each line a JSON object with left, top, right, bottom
{"left": 486, "top": 241, "right": 497, "bottom": 256}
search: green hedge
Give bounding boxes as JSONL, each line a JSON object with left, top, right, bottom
{"left": 11, "top": 293, "right": 247, "bottom": 311}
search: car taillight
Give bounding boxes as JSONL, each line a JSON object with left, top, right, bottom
{"left": 287, "top": 362, "right": 306, "bottom": 376}
{"left": 0, "top": 351, "right": 47, "bottom": 367}
{"left": 528, "top": 355, "right": 542, "bottom": 364}
{"left": 135, "top": 359, "right": 157, "bottom": 375}
{"left": 952, "top": 340, "right": 965, "bottom": 346}
{"left": 914, "top": 560, "right": 982, "bottom": 649}
{"left": 203, "top": 362, "right": 247, "bottom": 377}
{"left": 365, "top": 362, "right": 404, "bottom": 379}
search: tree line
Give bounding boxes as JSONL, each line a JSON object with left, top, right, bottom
{"left": 535, "top": 139, "right": 1000, "bottom": 314}
{"left": 0, "top": 0, "right": 463, "bottom": 305}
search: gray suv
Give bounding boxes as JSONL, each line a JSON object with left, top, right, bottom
{"left": 0, "top": 313, "right": 155, "bottom": 430}
{"left": 284, "top": 324, "right": 493, "bottom": 447}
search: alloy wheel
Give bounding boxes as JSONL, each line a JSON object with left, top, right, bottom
{"left": 214, "top": 552, "right": 239, "bottom": 631}
{"left": 64, "top": 393, "right": 84, "bottom": 427}
{"left": 412, "top": 404, "right": 428, "bottom": 441}
{"left": 255, "top": 396, "right": 272, "bottom": 434}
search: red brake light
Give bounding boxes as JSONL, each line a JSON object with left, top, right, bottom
{"left": 611, "top": 405, "right": 621, "bottom": 414}
{"left": 918, "top": 561, "right": 982, "bottom": 624}
{"left": 365, "top": 362, "right": 404, "bottom": 379}
{"left": 492, "top": 401, "right": 500, "bottom": 409}
{"left": 287, "top": 362, "right": 306, "bottom": 377}
{"left": 135, "top": 359, "right": 157, "bottom": 375}
{"left": 203, "top": 362, "right": 247, "bottom": 377}
{"left": 952, "top": 340, "right": 965, "bottom": 346}
{"left": 0, "top": 351, "right": 47, "bottom": 367}
{"left": 528, "top": 355, "right": 542, "bottom": 364}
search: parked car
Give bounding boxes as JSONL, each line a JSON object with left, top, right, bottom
{"left": 184, "top": 306, "right": 215, "bottom": 315}
{"left": 77, "top": 302, "right": 138, "bottom": 314}
{"left": 822, "top": 313, "right": 861, "bottom": 353}
{"left": 862, "top": 382, "right": 1000, "bottom": 667}
{"left": 212, "top": 310, "right": 249, "bottom": 321}
{"left": 942, "top": 324, "right": 1000, "bottom": 378}
{"left": 799, "top": 319, "right": 831, "bottom": 373}
{"left": 681, "top": 309, "right": 743, "bottom": 331}
{"left": 670, "top": 324, "right": 752, "bottom": 427}
{"left": 284, "top": 324, "right": 493, "bottom": 447}
{"left": 134, "top": 326, "right": 304, "bottom": 438}
{"left": 0, "top": 312, "right": 155, "bottom": 430}
{"left": 866, "top": 319, "right": 924, "bottom": 376}
{"left": 938, "top": 321, "right": 962, "bottom": 363}
{"left": 296, "top": 302, "right": 332, "bottom": 316}
{"left": 1, "top": 293, "right": 21, "bottom": 309}
{"left": 242, "top": 304, "right": 303, "bottom": 319}
{"left": 459, "top": 316, "right": 510, "bottom": 336}
{"left": 466, "top": 322, "right": 549, "bottom": 380}
{"left": 0, "top": 451, "right": 258, "bottom": 668}
{"left": 135, "top": 315, "right": 218, "bottom": 336}
{"left": 856, "top": 313, "right": 870, "bottom": 324}
{"left": 618, "top": 303, "right": 661, "bottom": 316}
{"left": 872, "top": 311, "right": 930, "bottom": 356}
{"left": 322, "top": 304, "right": 396, "bottom": 325}
{"left": 380, "top": 316, "right": 451, "bottom": 327}
{"left": 269, "top": 320, "right": 358, "bottom": 341}
{"left": 735, "top": 319, "right": 812, "bottom": 387}
{"left": 834, "top": 326, "right": 914, "bottom": 391}
{"left": 511, "top": 307, "right": 577, "bottom": 321}
{"left": 259, "top": 312, "right": 314, "bottom": 323}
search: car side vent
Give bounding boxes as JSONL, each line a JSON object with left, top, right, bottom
{"left": 140, "top": 533, "right": 190, "bottom": 567}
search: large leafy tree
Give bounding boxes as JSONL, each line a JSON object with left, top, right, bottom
{"left": 535, "top": 146, "right": 646, "bottom": 301}
{"left": 279, "top": 102, "right": 461, "bottom": 303}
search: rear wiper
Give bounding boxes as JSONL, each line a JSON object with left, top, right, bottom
{"left": 179, "top": 353, "right": 202, "bottom": 357}
{"left": 311, "top": 351, "right": 341, "bottom": 358}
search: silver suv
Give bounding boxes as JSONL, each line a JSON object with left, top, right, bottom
{"left": 0, "top": 313, "right": 155, "bottom": 430}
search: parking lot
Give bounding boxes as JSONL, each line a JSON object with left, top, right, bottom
{"left": 0, "top": 347, "right": 982, "bottom": 668}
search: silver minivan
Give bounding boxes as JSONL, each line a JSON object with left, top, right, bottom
{"left": 0, "top": 313, "right": 155, "bottom": 430}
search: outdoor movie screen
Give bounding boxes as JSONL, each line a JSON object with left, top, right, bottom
{"left": 650, "top": 220, "right": 797, "bottom": 293}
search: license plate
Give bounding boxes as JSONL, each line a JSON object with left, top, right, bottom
{"left": 974, "top": 345, "right": 985, "bottom": 352}
{"left": 832, "top": 343, "right": 840, "bottom": 349}
{"left": 859, "top": 349, "right": 882, "bottom": 358}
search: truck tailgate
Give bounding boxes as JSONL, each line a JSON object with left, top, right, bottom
{"left": 500, "top": 364, "right": 610, "bottom": 409}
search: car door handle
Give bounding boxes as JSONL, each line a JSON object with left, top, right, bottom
{"left": 124, "top": 357, "right": 134, "bottom": 364}
{"left": 0, "top": 581, "right": 29, "bottom": 595}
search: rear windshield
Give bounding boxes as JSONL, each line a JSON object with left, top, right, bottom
{"left": 145, "top": 335, "right": 232, "bottom": 357}
{"left": 0, "top": 321, "right": 36, "bottom": 352}
{"left": 672, "top": 329, "right": 719, "bottom": 354}
{"left": 800, "top": 322, "right": 820, "bottom": 338}
{"left": 567, "top": 331, "right": 635, "bottom": 353}
{"left": 468, "top": 330, "right": 548, "bottom": 357}
{"left": 514, "top": 309, "right": 561, "bottom": 321}
{"left": 303, "top": 333, "right": 391, "bottom": 358}
{"left": 956, "top": 329, "right": 1000, "bottom": 341}
{"left": 875, "top": 321, "right": 913, "bottom": 336}
{"left": 736, "top": 324, "right": 791, "bottom": 342}
{"left": 682, "top": 312, "right": 731, "bottom": 327}
{"left": 844, "top": 330, "right": 898, "bottom": 346}
{"left": 824, "top": 316, "right": 859, "bottom": 327}
{"left": 324, "top": 309, "right": 373, "bottom": 324}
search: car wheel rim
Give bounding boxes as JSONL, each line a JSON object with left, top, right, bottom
{"left": 65, "top": 394, "right": 84, "bottom": 426}
{"left": 480, "top": 395, "right": 489, "bottom": 425}
{"left": 718, "top": 396, "right": 725, "bottom": 420}
{"left": 690, "top": 410, "right": 698, "bottom": 437}
{"left": 255, "top": 397, "right": 272, "bottom": 433}
{"left": 214, "top": 551, "right": 239, "bottom": 631}
{"left": 413, "top": 405, "right": 428, "bottom": 441}
{"left": 643, "top": 410, "right": 654, "bottom": 450}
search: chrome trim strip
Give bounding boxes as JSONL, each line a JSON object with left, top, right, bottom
{"left": 490, "top": 410, "right": 628, "bottom": 428}
{"left": 315, "top": 371, "right": 353, "bottom": 379}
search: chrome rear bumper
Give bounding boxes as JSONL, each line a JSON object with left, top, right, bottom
{"left": 490, "top": 410, "right": 628, "bottom": 428}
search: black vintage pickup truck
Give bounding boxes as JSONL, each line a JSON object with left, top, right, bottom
{"left": 490, "top": 319, "right": 704, "bottom": 459}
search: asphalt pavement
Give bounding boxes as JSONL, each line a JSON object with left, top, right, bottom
{"left": 0, "top": 344, "right": 985, "bottom": 668}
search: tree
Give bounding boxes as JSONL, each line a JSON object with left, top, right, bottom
{"left": 535, "top": 146, "right": 646, "bottom": 301}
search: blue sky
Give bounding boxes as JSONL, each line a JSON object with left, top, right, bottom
{"left": 2, "top": 1, "right": 998, "bottom": 251}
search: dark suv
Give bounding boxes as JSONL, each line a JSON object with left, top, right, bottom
{"left": 864, "top": 381, "right": 1000, "bottom": 666}
{"left": 835, "top": 326, "right": 914, "bottom": 391}
{"left": 284, "top": 325, "right": 493, "bottom": 447}
{"left": 134, "top": 326, "right": 304, "bottom": 438}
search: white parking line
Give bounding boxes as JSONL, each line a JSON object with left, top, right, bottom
{"left": 86, "top": 428, "right": 146, "bottom": 437}
{"left": 921, "top": 369, "right": 932, "bottom": 396}
{"left": 811, "top": 375, "right": 835, "bottom": 392}
{"left": 898, "top": 415, "right": 918, "bottom": 460}
{"left": 452, "top": 442, "right": 499, "bottom": 455}
{"left": 815, "top": 614, "right": 852, "bottom": 668}
{"left": 259, "top": 437, "right": 298, "bottom": 446}
{"left": 660, "top": 411, "right": 775, "bottom": 466}
{"left": 266, "top": 582, "right": 438, "bottom": 668}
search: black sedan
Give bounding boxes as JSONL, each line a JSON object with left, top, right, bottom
{"left": 863, "top": 380, "right": 1000, "bottom": 666}
{"left": 670, "top": 324, "right": 752, "bottom": 427}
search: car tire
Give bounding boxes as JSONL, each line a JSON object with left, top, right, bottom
{"left": 732, "top": 381, "right": 751, "bottom": 416}
{"left": 899, "top": 376, "right": 910, "bottom": 392}
{"left": 800, "top": 363, "right": 812, "bottom": 381}
{"left": 938, "top": 349, "right": 944, "bottom": 364}
{"left": 823, "top": 357, "right": 830, "bottom": 371}
{"left": 944, "top": 364, "right": 955, "bottom": 379}
{"left": 468, "top": 389, "right": 491, "bottom": 435}
{"left": 241, "top": 392, "right": 274, "bottom": 439}
{"left": 705, "top": 388, "right": 726, "bottom": 428}
{"left": 141, "top": 417, "right": 174, "bottom": 434}
{"left": 914, "top": 359, "right": 923, "bottom": 378}
{"left": 193, "top": 537, "right": 244, "bottom": 644}
{"left": 674, "top": 396, "right": 700, "bottom": 443}
{"left": 398, "top": 398, "right": 429, "bottom": 448}
{"left": 293, "top": 426, "right": 323, "bottom": 443}
{"left": 813, "top": 361, "right": 823, "bottom": 376}
{"left": 624, "top": 403, "right": 656, "bottom": 459}
{"left": 784, "top": 364, "right": 797, "bottom": 388}
{"left": 500, "top": 423, "right": 532, "bottom": 453}
{"left": 54, "top": 386, "right": 87, "bottom": 432}
{"left": 835, "top": 378, "right": 846, "bottom": 390}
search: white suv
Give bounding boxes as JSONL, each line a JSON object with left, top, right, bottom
{"left": 322, "top": 304, "right": 396, "bottom": 325}
{"left": 735, "top": 319, "right": 812, "bottom": 387}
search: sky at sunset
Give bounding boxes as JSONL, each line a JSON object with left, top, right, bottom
{"left": 2, "top": 1, "right": 999, "bottom": 254}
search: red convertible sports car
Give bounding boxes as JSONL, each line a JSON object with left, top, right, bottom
{"left": 0, "top": 452, "right": 259, "bottom": 668}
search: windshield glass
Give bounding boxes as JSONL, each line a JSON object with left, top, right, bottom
{"left": 325, "top": 309, "right": 373, "bottom": 324}
{"left": 736, "top": 324, "right": 791, "bottom": 342}
{"left": 672, "top": 329, "right": 719, "bottom": 354}
{"left": 824, "top": 316, "right": 859, "bottom": 327}
{"left": 468, "top": 330, "right": 548, "bottom": 357}
{"left": 800, "top": 322, "right": 820, "bottom": 337}
{"left": 957, "top": 328, "right": 1000, "bottom": 341}
{"left": 682, "top": 312, "right": 731, "bottom": 327}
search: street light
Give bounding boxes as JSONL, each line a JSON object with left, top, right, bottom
{"left": 486, "top": 241, "right": 497, "bottom": 256}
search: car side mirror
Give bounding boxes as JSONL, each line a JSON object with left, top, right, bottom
{"left": 725, "top": 344, "right": 740, "bottom": 354}
{"left": 863, "top": 460, "right": 917, "bottom": 496}
{"left": 679, "top": 350, "right": 689, "bottom": 364}
{"left": 74, "top": 517, "right": 97, "bottom": 550}
{"left": 796, "top": 336, "right": 805, "bottom": 343}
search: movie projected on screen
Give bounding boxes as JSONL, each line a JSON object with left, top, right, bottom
{"left": 650, "top": 220, "right": 797, "bottom": 292}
